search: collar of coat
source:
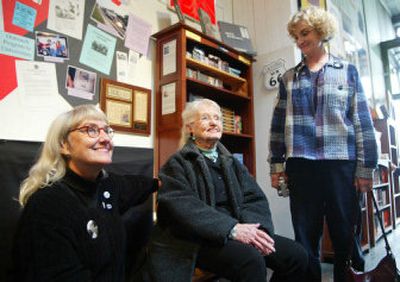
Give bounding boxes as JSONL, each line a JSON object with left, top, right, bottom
{"left": 180, "top": 140, "right": 233, "bottom": 162}
{"left": 294, "top": 54, "right": 344, "bottom": 74}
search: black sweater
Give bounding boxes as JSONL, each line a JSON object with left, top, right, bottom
{"left": 12, "top": 170, "right": 157, "bottom": 282}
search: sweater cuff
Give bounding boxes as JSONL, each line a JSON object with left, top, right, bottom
{"left": 355, "top": 163, "right": 374, "bottom": 179}
{"left": 270, "top": 163, "right": 285, "bottom": 174}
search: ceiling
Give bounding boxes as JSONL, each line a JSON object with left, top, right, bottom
{"left": 380, "top": 0, "right": 400, "bottom": 19}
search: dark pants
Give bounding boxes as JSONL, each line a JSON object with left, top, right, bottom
{"left": 286, "top": 158, "right": 359, "bottom": 282}
{"left": 196, "top": 235, "right": 308, "bottom": 282}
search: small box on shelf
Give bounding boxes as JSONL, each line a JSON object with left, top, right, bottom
{"left": 233, "top": 153, "right": 244, "bottom": 164}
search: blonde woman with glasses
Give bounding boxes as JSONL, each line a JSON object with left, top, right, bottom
{"left": 12, "top": 104, "right": 157, "bottom": 282}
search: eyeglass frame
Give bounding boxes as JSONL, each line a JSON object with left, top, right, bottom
{"left": 68, "top": 125, "right": 115, "bottom": 139}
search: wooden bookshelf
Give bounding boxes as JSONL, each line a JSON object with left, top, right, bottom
{"left": 152, "top": 23, "right": 255, "bottom": 174}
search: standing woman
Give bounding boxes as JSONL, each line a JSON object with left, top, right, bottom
{"left": 12, "top": 105, "right": 157, "bottom": 282}
{"left": 268, "top": 6, "right": 378, "bottom": 282}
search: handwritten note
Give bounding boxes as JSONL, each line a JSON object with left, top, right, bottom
{"left": 12, "top": 2, "right": 37, "bottom": 31}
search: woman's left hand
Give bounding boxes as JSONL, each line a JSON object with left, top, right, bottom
{"left": 234, "top": 223, "right": 275, "bottom": 256}
{"left": 354, "top": 177, "right": 373, "bottom": 192}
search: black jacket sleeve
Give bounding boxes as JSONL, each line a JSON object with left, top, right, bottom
{"left": 157, "top": 156, "right": 238, "bottom": 245}
{"left": 116, "top": 174, "right": 158, "bottom": 214}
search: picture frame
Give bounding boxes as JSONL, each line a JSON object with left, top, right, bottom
{"left": 169, "top": 0, "right": 215, "bottom": 24}
{"left": 173, "top": 0, "right": 185, "bottom": 23}
{"left": 100, "top": 78, "right": 151, "bottom": 135}
{"left": 198, "top": 8, "right": 218, "bottom": 38}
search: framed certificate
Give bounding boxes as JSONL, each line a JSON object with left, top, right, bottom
{"left": 100, "top": 78, "right": 151, "bottom": 135}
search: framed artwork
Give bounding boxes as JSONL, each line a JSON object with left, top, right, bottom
{"left": 169, "top": 0, "right": 216, "bottom": 24}
{"left": 198, "top": 8, "right": 217, "bottom": 38}
{"left": 100, "top": 78, "right": 151, "bottom": 135}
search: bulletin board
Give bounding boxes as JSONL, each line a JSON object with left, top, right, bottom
{"left": 0, "top": 0, "right": 151, "bottom": 108}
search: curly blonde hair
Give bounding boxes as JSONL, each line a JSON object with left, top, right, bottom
{"left": 287, "top": 6, "right": 338, "bottom": 42}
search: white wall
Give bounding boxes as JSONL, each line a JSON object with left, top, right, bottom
{"left": 233, "top": 0, "right": 299, "bottom": 238}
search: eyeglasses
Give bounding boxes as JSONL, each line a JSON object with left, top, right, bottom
{"left": 69, "top": 125, "right": 114, "bottom": 139}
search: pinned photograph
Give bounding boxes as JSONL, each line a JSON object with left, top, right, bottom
{"left": 66, "top": 65, "right": 97, "bottom": 100}
{"left": 90, "top": 2, "right": 128, "bottom": 39}
{"left": 35, "top": 31, "right": 69, "bottom": 60}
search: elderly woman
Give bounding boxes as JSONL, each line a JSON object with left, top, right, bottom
{"left": 268, "top": 6, "right": 378, "bottom": 282}
{"left": 147, "top": 99, "right": 307, "bottom": 282}
{"left": 12, "top": 105, "right": 157, "bottom": 282}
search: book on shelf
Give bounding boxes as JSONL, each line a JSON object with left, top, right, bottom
{"left": 218, "top": 21, "right": 256, "bottom": 56}
{"left": 233, "top": 153, "right": 244, "bottom": 164}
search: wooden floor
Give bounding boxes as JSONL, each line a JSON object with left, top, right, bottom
{"left": 321, "top": 226, "right": 400, "bottom": 281}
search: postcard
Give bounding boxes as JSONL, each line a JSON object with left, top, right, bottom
{"left": 47, "top": 0, "right": 85, "bottom": 40}
{"left": 13, "top": 1, "right": 36, "bottom": 32}
{"left": 90, "top": 2, "right": 128, "bottom": 39}
{"left": 79, "top": 24, "right": 117, "bottom": 75}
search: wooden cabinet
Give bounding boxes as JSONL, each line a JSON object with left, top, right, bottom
{"left": 152, "top": 23, "right": 255, "bottom": 174}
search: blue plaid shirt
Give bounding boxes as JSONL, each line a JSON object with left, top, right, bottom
{"left": 269, "top": 56, "right": 377, "bottom": 178}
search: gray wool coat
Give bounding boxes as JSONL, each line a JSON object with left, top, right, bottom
{"left": 146, "top": 140, "right": 274, "bottom": 281}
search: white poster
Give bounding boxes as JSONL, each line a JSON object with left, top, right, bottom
{"left": 16, "top": 61, "right": 59, "bottom": 107}
{"left": 161, "top": 82, "right": 176, "bottom": 115}
{"left": 116, "top": 51, "right": 129, "bottom": 83}
{"left": 162, "top": 39, "right": 177, "bottom": 76}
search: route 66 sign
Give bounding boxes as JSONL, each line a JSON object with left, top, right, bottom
{"left": 262, "top": 59, "right": 286, "bottom": 90}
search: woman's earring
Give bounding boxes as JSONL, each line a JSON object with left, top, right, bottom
{"left": 190, "top": 132, "right": 196, "bottom": 141}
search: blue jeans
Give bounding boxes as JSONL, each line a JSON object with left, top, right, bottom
{"left": 286, "top": 158, "right": 359, "bottom": 282}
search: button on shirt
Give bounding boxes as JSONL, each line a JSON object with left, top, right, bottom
{"left": 269, "top": 56, "right": 378, "bottom": 178}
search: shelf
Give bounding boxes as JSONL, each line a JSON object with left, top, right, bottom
{"left": 373, "top": 182, "right": 390, "bottom": 189}
{"left": 186, "top": 57, "right": 247, "bottom": 87}
{"left": 377, "top": 159, "right": 390, "bottom": 167}
{"left": 187, "top": 78, "right": 250, "bottom": 101}
{"left": 222, "top": 131, "right": 253, "bottom": 139}
{"left": 375, "top": 203, "right": 391, "bottom": 212}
